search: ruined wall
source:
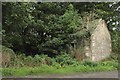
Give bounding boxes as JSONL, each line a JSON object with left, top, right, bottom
{"left": 90, "top": 19, "right": 111, "bottom": 61}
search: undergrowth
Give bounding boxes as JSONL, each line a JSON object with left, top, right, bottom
{"left": 1, "top": 47, "right": 118, "bottom": 77}
{"left": 2, "top": 60, "right": 118, "bottom": 76}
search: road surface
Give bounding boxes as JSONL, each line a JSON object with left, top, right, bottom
{"left": 24, "top": 70, "right": 119, "bottom": 78}
{"left": 3, "top": 70, "right": 119, "bottom": 78}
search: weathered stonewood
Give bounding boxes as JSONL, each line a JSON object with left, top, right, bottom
{"left": 85, "top": 19, "right": 111, "bottom": 62}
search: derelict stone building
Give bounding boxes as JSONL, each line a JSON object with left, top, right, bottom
{"left": 84, "top": 19, "right": 111, "bottom": 62}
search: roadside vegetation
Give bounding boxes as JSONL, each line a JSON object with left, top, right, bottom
{"left": 1, "top": 47, "right": 118, "bottom": 76}
{"left": 2, "top": 55, "right": 118, "bottom": 76}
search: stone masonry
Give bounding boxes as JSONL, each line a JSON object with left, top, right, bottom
{"left": 85, "top": 19, "right": 111, "bottom": 62}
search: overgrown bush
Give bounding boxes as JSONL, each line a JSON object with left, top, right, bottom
{"left": 2, "top": 50, "right": 55, "bottom": 67}
{"left": 99, "top": 60, "right": 118, "bottom": 69}
{"left": 51, "top": 61, "right": 61, "bottom": 69}
{"left": 110, "top": 53, "right": 118, "bottom": 60}
{"left": 81, "top": 60, "right": 98, "bottom": 67}
{"left": 2, "top": 46, "right": 15, "bottom": 54}
{"left": 2, "top": 46, "right": 16, "bottom": 67}
{"left": 2, "top": 60, "right": 118, "bottom": 76}
{"left": 55, "top": 53, "right": 79, "bottom": 66}
{"left": 2, "top": 49, "right": 78, "bottom": 68}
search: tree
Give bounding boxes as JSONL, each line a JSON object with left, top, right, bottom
{"left": 2, "top": 2, "right": 120, "bottom": 57}
{"left": 2, "top": 2, "right": 35, "bottom": 53}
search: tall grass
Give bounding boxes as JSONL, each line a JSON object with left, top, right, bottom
{"left": 2, "top": 46, "right": 118, "bottom": 77}
{"left": 2, "top": 60, "right": 118, "bottom": 76}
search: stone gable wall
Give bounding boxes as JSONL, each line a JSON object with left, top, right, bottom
{"left": 90, "top": 19, "right": 111, "bottom": 61}
{"left": 84, "top": 19, "right": 111, "bottom": 62}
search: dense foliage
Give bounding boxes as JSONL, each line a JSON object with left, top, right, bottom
{"left": 2, "top": 2, "right": 120, "bottom": 58}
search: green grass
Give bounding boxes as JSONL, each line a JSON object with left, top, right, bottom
{"left": 1, "top": 60, "right": 118, "bottom": 77}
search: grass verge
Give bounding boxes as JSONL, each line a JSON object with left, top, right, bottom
{"left": 1, "top": 60, "right": 118, "bottom": 77}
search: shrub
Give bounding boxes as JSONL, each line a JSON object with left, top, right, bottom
{"left": 2, "top": 46, "right": 16, "bottom": 67}
{"left": 82, "top": 60, "right": 98, "bottom": 67}
{"left": 55, "top": 53, "right": 79, "bottom": 66}
{"left": 24, "top": 56, "right": 34, "bottom": 67}
{"left": 2, "top": 53, "right": 56, "bottom": 67}
{"left": 2, "top": 46, "right": 14, "bottom": 54}
{"left": 52, "top": 62, "right": 61, "bottom": 68}
{"left": 99, "top": 60, "right": 118, "bottom": 69}
{"left": 2, "top": 68, "right": 15, "bottom": 76}
{"left": 110, "top": 53, "right": 118, "bottom": 60}
{"left": 33, "top": 55, "right": 42, "bottom": 66}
